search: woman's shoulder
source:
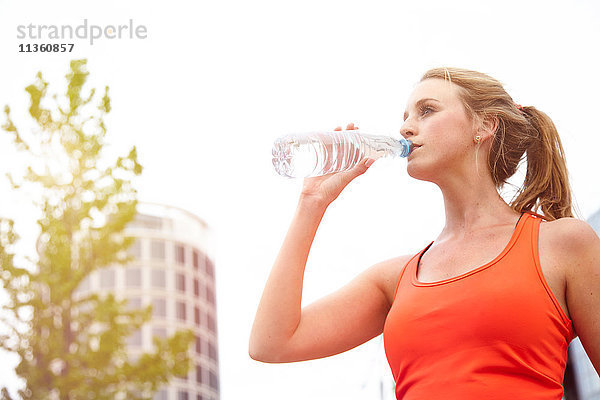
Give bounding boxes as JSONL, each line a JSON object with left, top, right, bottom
{"left": 540, "top": 216, "right": 599, "bottom": 251}
{"left": 539, "top": 217, "right": 600, "bottom": 271}
{"left": 369, "top": 252, "right": 420, "bottom": 306}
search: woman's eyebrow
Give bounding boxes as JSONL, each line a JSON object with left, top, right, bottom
{"left": 403, "top": 98, "right": 441, "bottom": 121}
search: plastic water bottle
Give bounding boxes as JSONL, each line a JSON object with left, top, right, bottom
{"left": 272, "top": 130, "right": 413, "bottom": 178}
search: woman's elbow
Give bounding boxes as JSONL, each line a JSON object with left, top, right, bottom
{"left": 248, "top": 340, "right": 288, "bottom": 363}
{"left": 249, "top": 348, "right": 281, "bottom": 363}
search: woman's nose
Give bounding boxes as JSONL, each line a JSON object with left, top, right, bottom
{"left": 399, "top": 121, "right": 416, "bottom": 139}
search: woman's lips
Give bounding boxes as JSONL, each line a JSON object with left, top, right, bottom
{"left": 409, "top": 144, "right": 422, "bottom": 157}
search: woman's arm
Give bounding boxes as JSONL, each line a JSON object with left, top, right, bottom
{"left": 248, "top": 193, "right": 408, "bottom": 362}
{"left": 249, "top": 188, "right": 411, "bottom": 363}
{"left": 249, "top": 124, "right": 409, "bottom": 363}
{"left": 562, "top": 218, "right": 600, "bottom": 376}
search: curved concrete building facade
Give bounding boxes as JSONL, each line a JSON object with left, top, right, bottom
{"left": 77, "top": 202, "right": 219, "bottom": 400}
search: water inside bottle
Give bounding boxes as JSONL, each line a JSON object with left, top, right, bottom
{"left": 272, "top": 136, "right": 319, "bottom": 178}
{"left": 273, "top": 131, "right": 413, "bottom": 178}
{"left": 272, "top": 132, "right": 364, "bottom": 178}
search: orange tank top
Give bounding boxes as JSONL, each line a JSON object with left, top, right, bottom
{"left": 383, "top": 212, "right": 573, "bottom": 400}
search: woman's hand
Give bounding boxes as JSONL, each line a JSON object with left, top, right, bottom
{"left": 299, "top": 123, "right": 375, "bottom": 207}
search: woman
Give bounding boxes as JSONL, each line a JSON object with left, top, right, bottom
{"left": 249, "top": 68, "right": 599, "bottom": 399}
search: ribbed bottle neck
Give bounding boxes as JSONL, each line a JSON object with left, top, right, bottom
{"left": 359, "top": 133, "right": 412, "bottom": 158}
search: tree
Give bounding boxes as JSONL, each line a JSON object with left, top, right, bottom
{"left": 0, "top": 59, "right": 193, "bottom": 400}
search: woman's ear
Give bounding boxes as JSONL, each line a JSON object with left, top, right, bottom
{"left": 478, "top": 116, "right": 499, "bottom": 141}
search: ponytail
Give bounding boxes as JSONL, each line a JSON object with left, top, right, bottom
{"left": 510, "top": 107, "right": 573, "bottom": 220}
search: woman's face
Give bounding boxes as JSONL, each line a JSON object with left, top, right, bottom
{"left": 401, "top": 78, "right": 478, "bottom": 183}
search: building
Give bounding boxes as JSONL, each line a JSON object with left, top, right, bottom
{"left": 563, "top": 208, "right": 600, "bottom": 400}
{"left": 76, "top": 202, "right": 219, "bottom": 400}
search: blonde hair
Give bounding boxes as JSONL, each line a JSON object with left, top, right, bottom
{"left": 421, "top": 67, "right": 573, "bottom": 220}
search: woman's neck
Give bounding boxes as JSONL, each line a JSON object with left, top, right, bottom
{"left": 436, "top": 172, "right": 520, "bottom": 241}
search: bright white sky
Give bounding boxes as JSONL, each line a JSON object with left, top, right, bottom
{"left": 0, "top": 0, "right": 599, "bottom": 399}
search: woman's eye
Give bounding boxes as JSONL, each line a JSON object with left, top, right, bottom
{"left": 421, "top": 106, "right": 433, "bottom": 116}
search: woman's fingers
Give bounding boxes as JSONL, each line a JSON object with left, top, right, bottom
{"left": 334, "top": 158, "right": 374, "bottom": 191}
{"left": 334, "top": 123, "right": 359, "bottom": 131}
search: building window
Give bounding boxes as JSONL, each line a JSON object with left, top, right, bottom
{"left": 151, "top": 239, "right": 166, "bottom": 260}
{"left": 99, "top": 268, "right": 115, "bottom": 288}
{"left": 177, "top": 391, "right": 189, "bottom": 400}
{"left": 153, "top": 298, "right": 166, "bottom": 318}
{"left": 209, "top": 342, "right": 217, "bottom": 361}
{"left": 195, "top": 336, "right": 202, "bottom": 355}
{"left": 175, "top": 244, "right": 185, "bottom": 265}
{"left": 206, "top": 287, "right": 215, "bottom": 305}
{"left": 176, "top": 301, "right": 186, "bottom": 321}
{"left": 176, "top": 273, "right": 186, "bottom": 293}
{"left": 196, "top": 364, "right": 203, "bottom": 384}
{"left": 209, "top": 371, "right": 218, "bottom": 391}
{"left": 194, "top": 306, "right": 200, "bottom": 326}
{"left": 127, "top": 329, "right": 142, "bottom": 347}
{"left": 152, "top": 326, "right": 167, "bottom": 339}
{"left": 207, "top": 314, "right": 216, "bottom": 333}
{"left": 128, "top": 297, "right": 142, "bottom": 310}
{"left": 205, "top": 257, "right": 214, "bottom": 278}
{"left": 151, "top": 269, "right": 166, "bottom": 288}
{"left": 193, "top": 279, "right": 200, "bottom": 297}
{"left": 127, "top": 239, "right": 142, "bottom": 258}
{"left": 193, "top": 250, "right": 199, "bottom": 269}
{"left": 125, "top": 268, "right": 142, "bottom": 287}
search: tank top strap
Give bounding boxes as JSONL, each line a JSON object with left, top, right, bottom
{"left": 509, "top": 211, "right": 538, "bottom": 250}
{"left": 391, "top": 242, "right": 433, "bottom": 299}
{"left": 499, "top": 211, "right": 572, "bottom": 330}
{"left": 526, "top": 212, "right": 573, "bottom": 329}
{"left": 510, "top": 211, "right": 547, "bottom": 259}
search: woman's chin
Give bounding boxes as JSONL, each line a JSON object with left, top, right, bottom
{"left": 406, "top": 161, "right": 439, "bottom": 182}
{"left": 407, "top": 162, "right": 426, "bottom": 180}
